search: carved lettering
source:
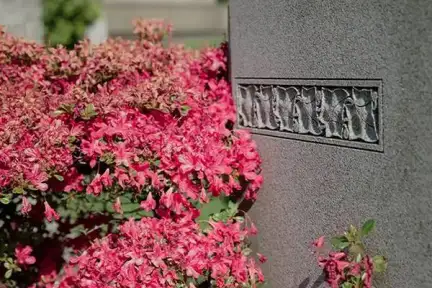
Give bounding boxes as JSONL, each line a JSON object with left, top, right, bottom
{"left": 236, "top": 83, "right": 381, "bottom": 145}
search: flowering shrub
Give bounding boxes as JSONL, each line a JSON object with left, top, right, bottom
{"left": 313, "top": 220, "right": 388, "bottom": 288}
{"left": 0, "top": 19, "right": 264, "bottom": 287}
{"left": 59, "top": 217, "right": 264, "bottom": 287}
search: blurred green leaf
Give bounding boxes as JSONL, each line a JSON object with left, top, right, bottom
{"left": 81, "top": 103, "right": 98, "bottom": 120}
{"left": 43, "top": 0, "right": 100, "bottom": 48}
{"left": 349, "top": 243, "right": 365, "bottom": 257}
{"left": 361, "top": 219, "right": 376, "bottom": 236}
{"left": 54, "top": 174, "right": 64, "bottom": 181}
{"left": 330, "top": 236, "right": 350, "bottom": 250}
{"left": 180, "top": 105, "right": 191, "bottom": 116}
{"left": 372, "top": 255, "right": 387, "bottom": 273}
{"left": 4, "top": 269, "right": 12, "bottom": 279}
{"left": 198, "top": 196, "right": 230, "bottom": 230}
{"left": 0, "top": 197, "right": 10, "bottom": 205}
{"left": 12, "top": 187, "right": 25, "bottom": 194}
{"left": 48, "top": 19, "right": 74, "bottom": 46}
{"left": 242, "top": 248, "right": 252, "bottom": 256}
{"left": 341, "top": 282, "right": 354, "bottom": 288}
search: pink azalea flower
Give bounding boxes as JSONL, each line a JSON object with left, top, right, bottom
{"left": 363, "top": 255, "right": 373, "bottom": 288}
{"left": 140, "top": 192, "right": 156, "bottom": 211}
{"left": 113, "top": 197, "right": 123, "bottom": 214}
{"left": 15, "top": 245, "right": 36, "bottom": 266}
{"left": 21, "top": 197, "right": 32, "bottom": 214}
{"left": 257, "top": 253, "right": 267, "bottom": 263}
{"left": 313, "top": 236, "right": 325, "bottom": 248}
{"left": 44, "top": 201, "right": 60, "bottom": 222}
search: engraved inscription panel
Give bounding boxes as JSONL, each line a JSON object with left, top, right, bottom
{"left": 235, "top": 80, "right": 382, "bottom": 151}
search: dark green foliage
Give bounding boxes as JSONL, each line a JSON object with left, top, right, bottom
{"left": 43, "top": 0, "right": 100, "bottom": 49}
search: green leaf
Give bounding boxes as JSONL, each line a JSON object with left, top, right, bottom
{"left": 48, "top": 18, "right": 74, "bottom": 46}
{"left": 345, "top": 224, "right": 360, "bottom": 242}
{"left": 54, "top": 174, "right": 64, "bottom": 181}
{"left": 330, "top": 236, "right": 350, "bottom": 250}
{"left": 234, "top": 216, "right": 245, "bottom": 223}
{"left": 349, "top": 243, "right": 365, "bottom": 256}
{"left": 212, "top": 213, "right": 221, "bottom": 221}
{"left": 242, "top": 248, "right": 252, "bottom": 256}
{"left": 198, "top": 195, "right": 230, "bottom": 230}
{"left": 27, "top": 185, "right": 38, "bottom": 191}
{"left": 355, "top": 252, "right": 362, "bottom": 263}
{"left": 372, "top": 255, "right": 387, "bottom": 273}
{"left": 53, "top": 109, "right": 66, "bottom": 117}
{"left": 361, "top": 219, "right": 376, "bottom": 236}
{"left": 0, "top": 197, "right": 10, "bottom": 205}
{"left": 12, "top": 186, "right": 25, "bottom": 194}
{"left": 4, "top": 269, "right": 12, "bottom": 279}
{"left": 341, "top": 282, "right": 354, "bottom": 288}
{"left": 228, "top": 200, "right": 238, "bottom": 209}
{"left": 81, "top": 103, "right": 98, "bottom": 120}
{"left": 180, "top": 105, "right": 191, "bottom": 116}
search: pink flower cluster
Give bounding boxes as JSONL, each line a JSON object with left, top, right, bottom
{"left": 313, "top": 237, "right": 373, "bottom": 288}
{"left": 58, "top": 217, "right": 264, "bottom": 287}
{"left": 15, "top": 245, "right": 36, "bottom": 266}
{"left": 0, "top": 19, "right": 261, "bottom": 218}
{"left": 0, "top": 19, "right": 264, "bottom": 287}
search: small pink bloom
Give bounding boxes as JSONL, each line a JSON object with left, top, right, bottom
{"left": 44, "top": 201, "right": 60, "bottom": 222}
{"left": 15, "top": 245, "right": 36, "bottom": 266}
{"left": 313, "top": 236, "right": 325, "bottom": 248}
{"left": 349, "top": 263, "right": 361, "bottom": 276}
{"left": 199, "top": 188, "right": 209, "bottom": 203}
{"left": 21, "top": 197, "right": 32, "bottom": 214}
{"left": 249, "top": 222, "right": 258, "bottom": 235}
{"left": 257, "top": 253, "right": 267, "bottom": 263}
{"left": 113, "top": 197, "right": 123, "bottom": 214}
{"left": 87, "top": 174, "right": 103, "bottom": 195}
{"left": 363, "top": 255, "right": 373, "bottom": 288}
{"left": 140, "top": 192, "right": 156, "bottom": 211}
{"left": 100, "top": 169, "right": 112, "bottom": 187}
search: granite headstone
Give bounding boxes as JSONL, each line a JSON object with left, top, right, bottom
{"left": 229, "top": 1, "right": 432, "bottom": 287}
{"left": 0, "top": 0, "right": 43, "bottom": 42}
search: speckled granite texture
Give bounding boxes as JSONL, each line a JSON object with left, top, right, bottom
{"left": 0, "top": 0, "right": 42, "bottom": 42}
{"left": 229, "top": 0, "right": 432, "bottom": 287}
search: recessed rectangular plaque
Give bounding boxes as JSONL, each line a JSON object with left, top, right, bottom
{"left": 234, "top": 78, "right": 383, "bottom": 152}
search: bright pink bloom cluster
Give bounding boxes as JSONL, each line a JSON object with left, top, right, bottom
{"left": 58, "top": 217, "right": 263, "bottom": 287}
{"left": 313, "top": 237, "right": 374, "bottom": 288}
{"left": 0, "top": 19, "right": 261, "bottom": 217}
{"left": 0, "top": 19, "right": 264, "bottom": 287}
{"left": 14, "top": 245, "right": 36, "bottom": 266}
